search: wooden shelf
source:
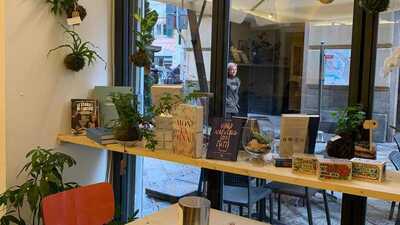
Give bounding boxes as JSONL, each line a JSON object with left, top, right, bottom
{"left": 58, "top": 134, "right": 400, "bottom": 202}
{"left": 127, "top": 204, "right": 269, "bottom": 225}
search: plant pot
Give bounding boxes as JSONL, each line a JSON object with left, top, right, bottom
{"left": 66, "top": 4, "right": 87, "bottom": 21}
{"left": 130, "top": 50, "right": 151, "bottom": 68}
{"left": 114, "top": 126, "right": 141, "bottom": 142}
{"left": 326, "top": 133, "right": 355, "bottom": 159}
{"left": 359, "top": 0, "right": 389, "bottom": 13}
{"left": 64, "top": 54, "right": 85, "bottom": 72}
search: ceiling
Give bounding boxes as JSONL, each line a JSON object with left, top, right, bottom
{"left": 154, "top": 0, "right": 400, "bottom": 25}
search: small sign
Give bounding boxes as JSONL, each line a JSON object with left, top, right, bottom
{"left": 67, "top": 15, "right": 82, "bottom": 26}
{"left": 206, "top": 118, "right": 242, "bottom": 161}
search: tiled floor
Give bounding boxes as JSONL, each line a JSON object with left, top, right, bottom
{"left": 142, "top": 143, "right": 399, "bottom": 225}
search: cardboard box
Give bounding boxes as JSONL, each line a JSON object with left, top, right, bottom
{"left": 317, "top": 158, "right": 352, "bottom": 180}
{"left": 292, "top": 153, "right": 323, "bottom": 175}
{"left": 351, "top": 158, "right": 386, "bottom": 182}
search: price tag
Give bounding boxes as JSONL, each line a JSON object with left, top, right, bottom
{"left": 67, "top": 11, "right": 81, "bottom": 26}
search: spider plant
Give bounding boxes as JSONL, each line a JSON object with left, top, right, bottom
{"left": 48, "top": 25, "right": 105, "bottom": 72}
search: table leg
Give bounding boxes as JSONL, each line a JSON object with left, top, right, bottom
{"left": 205, "top": 169, "right": 223, "bottom": 209}
{"left": 340, "top": 194, "right": 367, "bottom": 225}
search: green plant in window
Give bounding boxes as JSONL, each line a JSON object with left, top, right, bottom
{"left": 111, "top": 92, "right": 157, "bottom": 150}
{"left": 332, "top": 105, "right": 366, "bottom": 142}
{"left": 130, "top": 5, "right": 159, "bottom": 71}
{"left": 0, "top": 147, "right": 79, "bottom": 225}
{"left": 48, "top": 25, "right": 106, "bottom": 72}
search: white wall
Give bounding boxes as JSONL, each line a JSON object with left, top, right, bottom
{"left": 0, "top": 0, "right": 6, "bottom": 201}
{"left": 5, "top": 0, "right": 112, "bottom": 187}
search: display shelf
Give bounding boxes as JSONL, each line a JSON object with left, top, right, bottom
{"left": 58, "top": 134, "right": 400, "bottom": 202}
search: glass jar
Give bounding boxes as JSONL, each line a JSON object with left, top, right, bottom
{"left": 242, "top": 116, "right": 275, "bottom": 160}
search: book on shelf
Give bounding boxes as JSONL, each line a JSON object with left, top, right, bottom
{"left": 71, "top": 99, "right": 99, "bottom": 135}
{"left": 279, "top": 114, "right": 319, "bottom": 157}
{"left": 87, "top": 128, "right": 114, "bottom": 139}
{"left": 86, "top": 128, "right": 115, "bottom": 145}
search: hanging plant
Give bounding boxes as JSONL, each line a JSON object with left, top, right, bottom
{"left": 48, "top": 25, "right": 106, "bottom": 72}
{"left": 359, "top": 0, "right": 390, "bottom": 13}
{"left": 65, "top": 3, "right": 87, "bottom": 21}
{"left": 130, "top": 8, "right": 158, "bottom": 72}
{"left": 45, "top": 0, "right": 87, "bottom": 21}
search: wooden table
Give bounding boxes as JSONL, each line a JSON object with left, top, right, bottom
{"left": 127, "top": 204, "right": 270, "bottom": 225}
{"left": 58, "top": 134, "right": 400, "bottom": 224}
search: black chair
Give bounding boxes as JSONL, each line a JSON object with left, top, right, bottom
{"left": 389, "top": 151, "right": 400, "bottom": 223}
{"left": 265, "top": 182, "right": 331, "bottom": 225}
{"left": 223, "top": 173, "right": 273, "bottom": 223}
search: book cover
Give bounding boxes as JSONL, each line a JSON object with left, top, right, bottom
{"left": 206, "top": 118, "right": 242, "bottom": 161}
{"left": 71, "top": 99, "right": 99, "bottom": 135}
{"left": 93, "top": 86, "right": 133, "bottom": 128}
{"left": 172, "top": 104, "right": 203, "bottom": 158}
{"left": 279, "top": 114, "right": 319, "bottom": 157}
{"left": 87, "top": 128, "right": 114, "bottom": 140}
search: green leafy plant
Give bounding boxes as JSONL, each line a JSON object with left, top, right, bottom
{"left": 111, "top": 92, "right": 157, "bottom": 150}
{"left": 0, "top": 147, "right": 79, "bottom": 225}
{"left": 332, "top": 105, "right": 366, "bottom": 142}
{"left": 359, "top": 0, "right": 390, "bottom": 13}
{"left": 130, "top": 6, "right": 158, "bottom": 69}
{"left": 44, "top": 0, "right": 87, "bottom": 20}
{"left": 48, "top": 25, "right": 105, "bottom": 72}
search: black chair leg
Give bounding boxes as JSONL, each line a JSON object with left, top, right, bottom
{"left": 305, "top": 188, "right": 313, "bottom": 225}
{"left": 322, "top": 190, "right": 331, "bottom": 225}
{"left": 396, "top": 203, "right": 400, "bottom": 225}
{"left": 247, "top": 203, "right": 251, "bottom": 218}
{"left": 269, "top": 193, "right": 274, "bottom": 224}
{"left": 390, "top": 201, "right": 396, "bottom": 220}
{"left": 239, "top": 206, "right": 243, "bottom": 217}
{"left": 228, "top": 204, "right": 232, "bottom": 213}
{"left": 260, "top": 198, "right": 266, "bottom": 221}
{"left": 278, "top": 194, "right": 281, "bottom": 221}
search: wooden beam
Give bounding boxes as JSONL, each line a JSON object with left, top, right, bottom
{"left": 188, "top": 10, "right": 209, "bottom": 92}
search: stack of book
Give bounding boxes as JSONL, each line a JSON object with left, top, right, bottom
{"left": 86, "top": 128, "right": 115, "bottom": 145}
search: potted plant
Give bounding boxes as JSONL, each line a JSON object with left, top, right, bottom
{"left": 326, "top": 105, "right": 366, "bottom": 159}
{"left": 0, "top": 147, "right": 79, "bottom": 225}
{"left": 359, "top": 0, "right": 390, "bottom": 13}
{"left": 48, "top": 25, "right": 105, "bottom": 72}
{"left": 111, "top": 92, "right": 157, "bottom": 150}
{"left": 130, "top": 7, "right": 158, "bottom": 73}
{"left": 45, "top": 0, "right": 87, "bottom": 21}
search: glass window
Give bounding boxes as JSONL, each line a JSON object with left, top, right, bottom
{"left": 142, "top": 0, "right": 213, "bottom": 216}
{"left": 373, "top": 1, "right": 400, "bottom": 163}
{"left": 228, "top": 0, "right": 354, "bottom": 154}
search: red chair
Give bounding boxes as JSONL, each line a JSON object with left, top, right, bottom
{"left": 42, "top": 182, "right": 115, "bottom": 225}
